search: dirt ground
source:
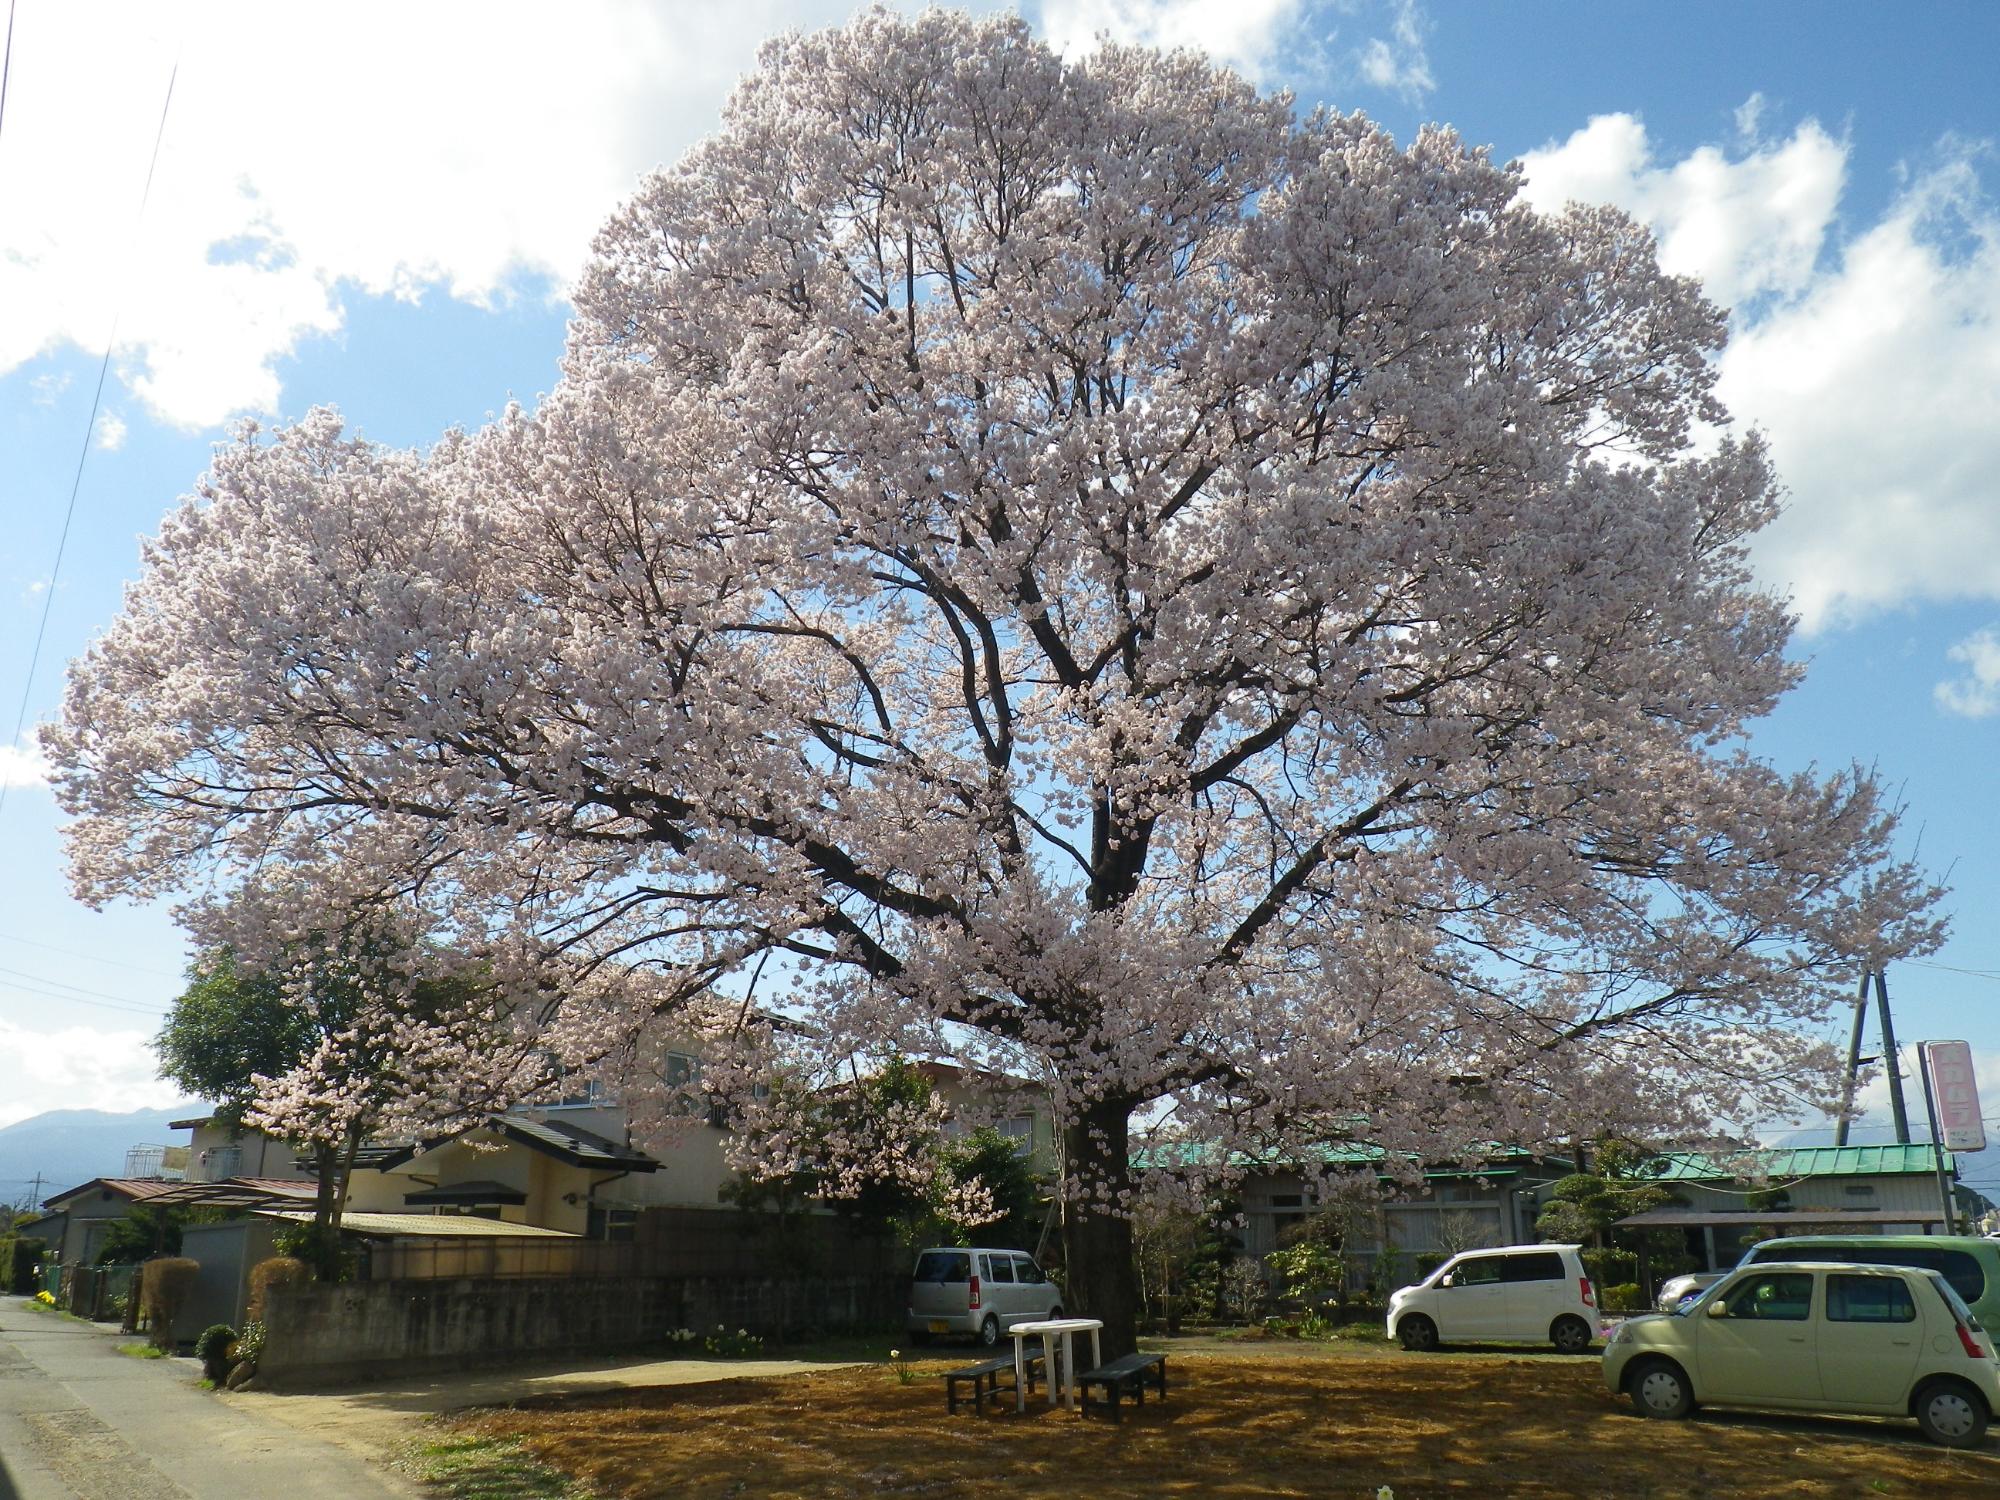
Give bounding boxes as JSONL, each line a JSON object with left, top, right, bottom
{"left": 434, "top": 1342, "right": 2000, "bottom": 1499}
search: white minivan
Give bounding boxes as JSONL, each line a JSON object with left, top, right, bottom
{"left": 1387, "top": 1243, "right": 1598, "bottom": 1353}
{"left": 908, "top": 1247, "right": 1064, "bottom": 1347}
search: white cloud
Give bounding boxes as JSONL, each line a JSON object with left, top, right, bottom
{"left": 1037, "top": 0, "right": 1311, "bottom": 83}
{"left": 94, "top": 410, "right": 127, "bottom": 452}
{"left": 0, "top": 1018, "right": 185, "bottom": 1128}
{"left": 1355, "top": 0, "right": 1432, "bottom": 101}
{"left": 1519, "top": 110, "right": 1846, "bottom": 309}
{"left": 1521, "top": 113, "right": 2000, "bottom": 632}
{"left": 0, "top": 0, "right": 874, "bottom": 430}
{"left": 1936, "top": 627, "right": 2000, "bottom": 718}
{"left": 1719, "top": 157, "right": 2000, "bottom": 629}
{"left": 0, "top": 737, "right": 50, "bottom": 790}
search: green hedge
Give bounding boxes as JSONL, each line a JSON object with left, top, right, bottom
{"left": 0, "top": 1236, "right": 43, "bottom": 1294}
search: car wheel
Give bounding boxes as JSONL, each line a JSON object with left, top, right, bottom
{"left": 978, "top": 1314, "right": 1001, "bottom": 1348}
{"left": 1047, "top": 1305, "right": 1063, "bottom": 1320}
{"left": 1550, "top": 1315, "right": 1593, "bottom": 1354}
{"left": 1914, "top": 1378, "right": 1990, "bottom": 1448}
{"left": 1626, "top": 1357, "right": 1694, "bottom": 1420}
{"left": 1398, "top": 1314, "right": 1438, "bottom": 1352}
{"left": 911, "top": 1329, "right": 934, "bottom": 1347}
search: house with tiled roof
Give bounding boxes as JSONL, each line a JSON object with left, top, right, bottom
{"left": 29, "top": 1176, "right": 187, "bottom": 1267}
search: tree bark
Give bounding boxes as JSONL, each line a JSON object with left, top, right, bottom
{"left": 1061, "top": 1096, "right": 1139, "bottom": 1361}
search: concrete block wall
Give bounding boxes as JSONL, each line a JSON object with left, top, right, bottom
{"left": 257, "top": 1272, "right": 901, "bottom": 1388}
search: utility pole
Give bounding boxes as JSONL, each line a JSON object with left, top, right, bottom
{"left": 1833, "top": 970, "right": 1871, "bottom": 1147}
{"left": 1834, "top": 963, "right": 1913, "bottom": 1146}
{"left": 1874, "top": 967, "right": 1912, "bottom": 1145}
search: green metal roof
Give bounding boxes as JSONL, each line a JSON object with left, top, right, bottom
{"left": 1132, "top": 1139, "right": 1543, "bottom": 1178}
{"left": 1647, "top": 1144, "right": 1956, "bottom": 1183}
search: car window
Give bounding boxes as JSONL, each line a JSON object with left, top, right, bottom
{"left": 1751, "top": 1241, "right": 1986, "bottom": 1306}
{"left": 1013, "top": 1255, "right": 1044, "bottom": 1284}
{"left": 915, "top": 1251, "right": 969, "bottom": 1283}
{"left": 985, "top": 1255, "right": 1016, "bottom": 1283}
{"left": 1926, "top": 1271, "right": 1983, "bottom": 1328}
{"left": 1825, "top": 1273, "right": 1916, "bottom": 1323}
{"left": 1718, "top": 1271, "right": 1814, "bottom": 1321}
{"left": 1449, "top": 1257, "right": 1502, "bottom": 1287}
{"left": 1501, "top": 1252, "right": 1566, "bottom": 1284}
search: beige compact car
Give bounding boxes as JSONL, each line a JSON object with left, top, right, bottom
{"left": 1603, "top": 1261, "right": 2000, "bottom": 1447}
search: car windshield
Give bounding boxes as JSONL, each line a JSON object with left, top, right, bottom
{"left": 1672, "top": 1280, "right": 1726, "bottom": 1317}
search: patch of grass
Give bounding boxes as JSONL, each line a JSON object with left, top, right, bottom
{"left": 408, "top": 1431, "right": 594, "bottom": 1500}
{"left": 1333, "top": 1321, "right": 1388, "bottom": 1342}
{"left": 116, "top": 1343, "right": 167, "bottom": 1359}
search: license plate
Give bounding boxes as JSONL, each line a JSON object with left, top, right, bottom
{"left": 928, "top": 1321, "right": 950, "bottom": 1334}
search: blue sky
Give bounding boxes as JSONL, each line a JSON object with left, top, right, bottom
{"left": 3, "top": 2, "right": 1997, "bottom": 1189}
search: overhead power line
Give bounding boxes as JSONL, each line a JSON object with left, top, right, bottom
{"left": 0, "top": 0, "right": 16, "bottom": 149}
{"left": 0, "top": 54, "right": 178, "bottom": 822}
{"left": 0, "top": 931, "right": 182, "bottom": 980}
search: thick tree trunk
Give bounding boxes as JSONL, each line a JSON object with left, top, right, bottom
{"left": 1061, "top": 1097, "right": 1139, "bottom": 1361}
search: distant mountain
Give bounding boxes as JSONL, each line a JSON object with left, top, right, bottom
{"left": 0, "top": 1104, "right": 206, "bottom": 1209}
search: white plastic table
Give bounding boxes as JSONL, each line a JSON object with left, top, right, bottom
{"left": 1008, "top": 1316, "right": 1104, "bottom": 1412}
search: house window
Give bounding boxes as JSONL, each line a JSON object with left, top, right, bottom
{"left": 1269, "top": 1191, "right": 1313, "bottom": 1241}
{"left": 588, "top": 1207, "right": 638, "bottom": 1242}
{"left": 660, "top": 1052, "right": 706, "bottom": 1118}
{"left": 997, "top": 1116, "right": 1035, "bottom": 1157}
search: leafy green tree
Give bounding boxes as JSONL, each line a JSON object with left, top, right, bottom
{"left": 94, "top": 1206, "right": 184, "bottom": 1265}
{"left": 155, "top": 941, "right": 504, "bottom": 1279}
{"left": 154, "top": 950, "right": 324, "bottom": 1128}
{"left": 1534, "top": 1145, "right": 1678, "bottom": 1248}
{"left": 154, "top": 948, "right": 357, "bottom": 1276}
{"left": 1535, "top": 1145, "right": 1694, "bottom": 1290}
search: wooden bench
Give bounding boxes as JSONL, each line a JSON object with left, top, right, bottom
{"left": 943, "top": 1350, "right": 1042, "bottom": 1414}
{"left": 1077, "top": 1351, "right": 1167, "bottom": 1421}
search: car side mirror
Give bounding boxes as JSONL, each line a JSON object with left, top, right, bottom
{"left": 1706, "top": 1300, "right": 1730, "bottom": 1318}
{"left": 1437, "top": 1274, "right": 1454, "bottom": 1289}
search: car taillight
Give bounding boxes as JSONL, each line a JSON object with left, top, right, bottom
{"left": 1579, "top": 1276, "right": 1596, "bottom": 1308}
{"left": 1957, "top": 1320, "right": 1985, "bottom": 1359}
{"left": 969, "top": 1275, "right": 982, "bottom": 1311}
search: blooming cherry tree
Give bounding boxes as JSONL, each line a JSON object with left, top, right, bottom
{"left": 49, "top": 12, "right": 1940, "bottom": 1350}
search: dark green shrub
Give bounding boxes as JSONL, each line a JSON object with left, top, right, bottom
{"left": 1600, "top": 1282, "right": 1645, "bottom": 1314}
{"left": 0, "top": 1236, "right": 38, "bottom": 1294}
{"left": 195, "top": 1323, "right": 237, "bottom": 1383}
{"left": 94, "top": 1206, "right": 183, "bottom": 1265}
{"left": 272, "top": 1221, "right": 356, "bottom": 1282}
{"left": 139, "top": 1257, "right": 199, "bottom": 1349}
{"left": 1413, "top": 1251, "right": 1450, "bottom": 1279}
{"left": 1581, "top": 1248, "right": 1637, "bottom": 1288}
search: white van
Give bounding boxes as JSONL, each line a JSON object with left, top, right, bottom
{"left": 1386, "top": 1243, "right": 1598, "bottom": 1353}
{"left": 907, "top": 1247, "right": 1064, "bottom": 1347}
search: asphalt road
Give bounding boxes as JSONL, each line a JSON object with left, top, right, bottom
{"left": 0, "top": 1298, "right": 412, "bottom": 1500}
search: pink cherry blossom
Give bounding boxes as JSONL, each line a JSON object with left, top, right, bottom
{"left": 45, "top": 10, "right": 1942, "bottom": 1352}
